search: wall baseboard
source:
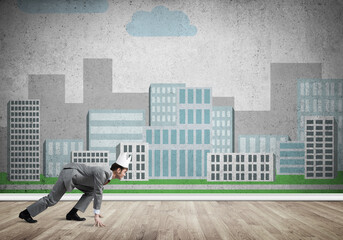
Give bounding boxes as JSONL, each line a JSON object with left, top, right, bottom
{"left": 0, "top": 193, "right": 342, "bottom": 201}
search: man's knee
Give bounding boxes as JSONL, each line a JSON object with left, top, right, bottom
{"left": 44, "top": 196, "right": 59, "bottom": 207}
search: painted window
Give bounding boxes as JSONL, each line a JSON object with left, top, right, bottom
{"left": 188, "top": 150, "right": 194, "bottom": 177}
{"left": 179, "top": 89, "right": 185, "bottom": 104}
{"left": 196, "top": 89, "right": 202, "bottom": 104}
{"left": 154, "top": 150, "right": 160, "bottom": 177}
{"left": 171, "top": 130, "right": 177, "bottom": 144}
{"left": 196, "top": 109, "right": 202, "bottom": 124}
{"left": 180, "top": 150, "right": 186, "bottom": 177}
{"left": 188, "top": 130, "right": 194, "bottom": 144}
{"left": 163, "top": 130, "right": 168, "bottom": 144}
{"left": 188, "top": 109, "right": 194, "bottom": 124}
{"left": 204, "top": 89, "right": 210, "bottom": 104}
{"left": 188, "top": 89, "right": 194, "bottom": 104}
{"left": 179, "top": 109, "right": 185, "bottom": 124}
{"left": 204, "top": 109, "right": 210, "bottom": 124}
{"left": 154, "top": 130, "right": 160, "bottom": 144}
{"left": 163, "top": 150, "right": 169, "bottom": 177}
{"left": 204, "top": 130, "right": 210, "bottom": 144}
{"left": 171, "top": 150, "right": 177, "bottom": 177}
{"left": 196, "top": 130, "right": 202, "bottom": 144}
{"left": 180, "top": 130, "right": 185, "bottom": 144}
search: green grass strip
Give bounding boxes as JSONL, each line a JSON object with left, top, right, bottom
{"left": 1, "top": 189, "right": 342, "bottom": 194}
{"left": 1, "top": 172, "right": 343, "bottom": 185}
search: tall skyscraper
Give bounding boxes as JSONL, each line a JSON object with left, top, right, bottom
{"left": 87, "top": 110, "right": 146, "bottom": 164}
{"left": 7, "top": 100, "right": 40, "bottom": 181}
{"left": 145, "top": 85, "right": 212, "bottom": 179}
{"left": 212, "top": 106, "right": 234, "bottom": 153}
{"left": 304, "top": 116, "right": 336, "bottom": 179}
{"left": 297, "top": 79, "right": 343, "bottom": 170}
{"left": 44, "top": 139, "right": 83, "bottom": 177}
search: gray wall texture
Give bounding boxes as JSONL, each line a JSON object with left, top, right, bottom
{"left": 1, "top": 0, "right": 343, "bottom": 175}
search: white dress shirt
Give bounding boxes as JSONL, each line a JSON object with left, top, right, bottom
{"left": 94, "top": 171, "right": 113, "bottom": 215}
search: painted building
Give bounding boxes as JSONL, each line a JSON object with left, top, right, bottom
{"left": 7, "top": 100, "right": 40, "bottom": 181}
{"left": 145, "top": 86, "right": 213, "bottom": 179}
{"left": 116, "top": 142, "right": 149, "bottom": 181}
{"left": 207, "top": 153, "right": 275, "bottom": 182}
{"left": 279, "top": 142, "right": 305, "bottom": 175}
{"left": 238, "top": 135, "right": 289, "bottom": 153}
{"left": 87, "top": 110, "right": 146, "bottom": 164}
{"left": 212, "top": 106, "right": 234, "bottom": 153}
{"left": 71, "top": 151, "right": 109, "bottom": 166}
{"left": 150, "top": 83, "right": 186, "bottom": 126}
{"left": 304, "top": 116, "right": 336, "bottom": 179}
{"left": 44, "top": 139, "right": 83, "bottom": 177}
{"left": 145, "top": 126, "right": 211, "bottom": 179}
{"left": 297, "top": 79, "right": 343, "bottom": 171}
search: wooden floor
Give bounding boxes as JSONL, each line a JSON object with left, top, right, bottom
{"left": 0, "top": 201, "right": 342, "bottom": 240}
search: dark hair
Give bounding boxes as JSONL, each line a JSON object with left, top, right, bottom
{"left": 110, "top": 163, "right": 128, "bottom": 171}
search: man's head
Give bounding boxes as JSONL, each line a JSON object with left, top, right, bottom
{"left": 111, "top": 152, "right": 132, "bottom": 180}
{"left": 110, "top": 163, "right": 128, "bottom": 180}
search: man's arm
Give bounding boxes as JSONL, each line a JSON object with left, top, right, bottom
{"left": 93, "top": 171, "right": 106, "bottom": 227}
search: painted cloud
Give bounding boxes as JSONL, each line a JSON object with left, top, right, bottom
{"left": 17, "top": 0, "right": 108, "bottom": 13}
{"left": 126, "top": 6, "right": 197, "bottom": 37}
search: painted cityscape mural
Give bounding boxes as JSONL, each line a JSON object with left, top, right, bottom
{"left": 0, "top": 0, "right": 343, "bottom": 193}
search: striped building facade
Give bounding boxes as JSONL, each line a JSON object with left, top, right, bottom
{"left": 44, "top": 139, "right": 84, "bottom": 177}
{"left": 279, "top": 142, "right": 305, "bottom": 175}
{"left": 87, "top": 110, "right": 145, "bottom": 164}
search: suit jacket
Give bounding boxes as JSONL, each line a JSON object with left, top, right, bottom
{"left": 62, "top": 163, "right": 112, "bottom": 210}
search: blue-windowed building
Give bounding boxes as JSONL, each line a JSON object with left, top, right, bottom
{"left": 87, "top": 110, "right": 145, "bottom": 164}
{"left": 150, "top": 83, "right": 186, "bottom": 126}
{"left": 44, "top": 139, "right": 83, "bottom": 177}
{"left": 212, "top": 106, "right": 234, "bottom": 153}
{"left": 238, "top": 135, "right": 289, "bottom": 153}
{"left": 144, "top": 126, "right": 212, "bottom": 179}
{"left": 238, "top": 135, "right": 290, "bottom": 171}
{"left": 145, "top": 85, "right": 213, "bottom": 179}
{"left": 279, "top": 142, "right": 305, "bottom": 175}
{"left": 297, "top": 79, "right": 343, "bottom": 170}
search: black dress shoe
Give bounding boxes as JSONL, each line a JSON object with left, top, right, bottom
{"left": 66, "top": 213, "right": 86, "bottom": 221}
{"left": 19, "top": 210, "right": 37, "bottom": 223}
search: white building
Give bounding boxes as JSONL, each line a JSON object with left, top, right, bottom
{"left": 304, "top": 116, "right": 336, "bottom": 179}
{"left": 7, "top": 100, "right": 40, "bottom": 181}
{"left": 71, "top": 151, "right": 109, "bottom": 166}
{"left": 207, "top": 153, "right": 275, "bottom": 182}
{"left": 116, "top": 142, "right": 149, "bottom": 181}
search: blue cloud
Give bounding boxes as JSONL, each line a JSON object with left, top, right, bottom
{"left": 17, "top": 0, "right": 108, "bottom": 14}
{"left": 126, "top": 6, "right": 197, "bottom": 37}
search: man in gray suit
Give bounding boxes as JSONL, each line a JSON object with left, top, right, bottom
{"left": 19, "top": 152, "right": 131, "bottom": 227}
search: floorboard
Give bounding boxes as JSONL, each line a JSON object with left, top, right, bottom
{"left": 0, "top": 201, "right": 342, "bottom": 240}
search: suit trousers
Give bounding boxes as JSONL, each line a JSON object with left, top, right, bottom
{"left": 27, "top": 169, "right": 95, "bottom": 217}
